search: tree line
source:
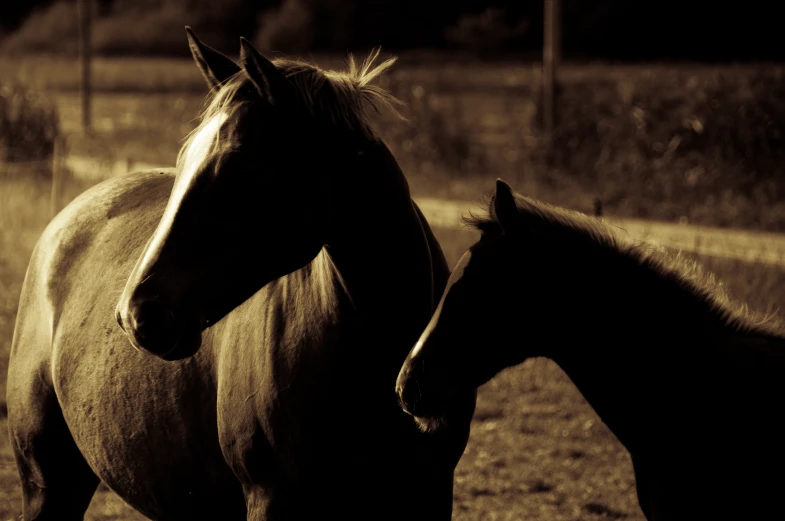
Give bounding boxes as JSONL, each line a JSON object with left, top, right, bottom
{"left": 0, "top": 0, "right": 780, "bottom": 60}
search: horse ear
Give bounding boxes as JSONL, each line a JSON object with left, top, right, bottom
{"left": 239, "top": 37, "right": 297, "bottom": 106}
{"left": 186, "top": 26, "right": 241, "bottom": 91}
{"left": 492, "top": 178, "right": 519, "bottom": 233}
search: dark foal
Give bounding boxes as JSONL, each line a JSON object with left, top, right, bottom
{"left": 397, "top": 178, "right": 785, "bottom": 521}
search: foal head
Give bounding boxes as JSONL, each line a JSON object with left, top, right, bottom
{"left": 116, "top": 28, "right": 401, "bottom": 360}
{"left": 395, "top": 179, "right": 613, "bottom": 430}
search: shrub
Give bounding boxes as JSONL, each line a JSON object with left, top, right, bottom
{"left": 379, "top": 75, "right": 479, "bottom": 178}
{"left": 443, "top": 7, "right": 529, "bottom": 52}
{"left": 255, "top": 0, "right": 315, "bottom": 54}
{"left": 0, "top": 80, "right": 60, "bottom": 170}
{"left": 0, "top": 0, "right": 256, "bottom": 58}
{"left": 0, "top": 1, "right": 80, "bottom": 56}
{"left": 527, "top": 66, "right": 785, "bottom": 229}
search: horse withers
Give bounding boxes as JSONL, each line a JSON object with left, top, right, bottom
{"left": 7, "top": 29, "right": 475, "bottom": 521}
{"left": 396, "top": 178, "right": 785, "bottom": 521}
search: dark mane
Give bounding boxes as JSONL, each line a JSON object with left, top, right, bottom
{"left": 177, "top": 48, "right": 404, "bottom": 168}
{"left": 462, "top": 192, "right": 615, "bottom": 246}
{"left": 463, "top": 193, "right": 784, "bottom": 336}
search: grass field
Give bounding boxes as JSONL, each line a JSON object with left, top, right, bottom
{"left": 6, "top": 54, "right": 785, "bottom": 229}
{"left": 3, "top": 171, "right": 785, "bottom": 520}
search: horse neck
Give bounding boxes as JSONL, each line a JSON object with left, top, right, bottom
{"left": 547, "top": 245, "right": 773, "bottom": 450}
{"left": 323, "top": 139, "right": 436, "bottom": 332}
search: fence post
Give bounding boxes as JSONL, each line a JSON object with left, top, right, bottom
{"left": 51, "top": 136, "right": 64, "bottom": 220}
{"left": 543, "top": 0, "right": 561, "bottom": 145}
{"left": 77, "top": 0, "right": 92, "bottom": 134}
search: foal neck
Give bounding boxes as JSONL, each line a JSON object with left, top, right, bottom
{"left": 555, "top": 243, "right": 753, "bottom": 353}
{"left": 550, "top": 241, "right": 785, "bottom": 451}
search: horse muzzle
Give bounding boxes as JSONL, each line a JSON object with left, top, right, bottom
{"left": 116, "top": 297, "right": 203, "bottom": 361}
{"left": 396, "top": 356, "right": 452, "bottom": 422}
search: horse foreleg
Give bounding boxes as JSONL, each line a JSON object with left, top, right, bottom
{"left": 243, "top": 485, "right": 280, "bottom": 521}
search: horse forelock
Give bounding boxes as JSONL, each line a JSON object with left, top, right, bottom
{"left": 276, "top": 48, "right": 406, "bottom": 140}
{"left": 464, "top": 193, "right": 784, "bottom": 336}
{"left": 176, "top": 48, "right": 405, "bottom": 169}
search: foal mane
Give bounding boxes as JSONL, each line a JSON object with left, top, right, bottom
{"left": 177, "top": 48, "right": 405, "bottom": 169}
{"left": 464, "top": 193, "right": 784, "bottom": 337}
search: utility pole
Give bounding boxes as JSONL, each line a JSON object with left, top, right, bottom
{"left": 543, "top": 0, "right": 561, "bottom": 144}
{"left": 77, "top": 0, "right": 92, "bottom": 133}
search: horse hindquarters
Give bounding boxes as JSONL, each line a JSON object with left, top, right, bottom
{"left": 7, "top": 265, "right": 100, "bottom": 520}
{"left": 7, "top": 378, "right": 100, "bottom": 521}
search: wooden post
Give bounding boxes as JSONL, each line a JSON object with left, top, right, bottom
{"left": 77, "top": 0, "right": 92, "bottom": 134}
{"left": 594, "top": 198, "right": 603, "bottom": 217}
{"left": 51, "top": 136, "right": 63, "bottom": 220}
{"left": 543, "top": 0, "right": 561, "bottom": 143}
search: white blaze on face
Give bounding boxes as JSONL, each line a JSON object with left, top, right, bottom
{"left": 138, "top": 111, "right": 229, "bottom": 273}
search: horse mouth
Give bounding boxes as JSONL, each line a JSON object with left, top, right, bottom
{"left": 125, "top": 314, "right": 203, "bottom": 361}
{"left": 398, "top": 381, "right": 454, "bottom": 433}
{"left": 412, "top": 412, "right": 449, "bottom": 433}
{"left": 156, "top": 325, "right": 203, "bottom": 361}
{"left": 399, "top": 397, "right": 451, "bottom": 432}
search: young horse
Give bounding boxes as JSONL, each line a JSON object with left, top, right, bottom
{"left": 7, "top": 29, "right": 476, "bottom": 521}
{"left": 396, "top": 179, "right": 785, "bottom": 521}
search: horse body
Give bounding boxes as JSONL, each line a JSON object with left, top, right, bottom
{"left": 8, "top": 32, "right": 475, "bottom": 521}
{"left": 554, "top": 281, "right": 785, "bottom": 520}
{"left": 397, "top": 179, "right": 785, "bottom": 521}
{"left": 9, "top": 171, "right": 244, "bottom": 520}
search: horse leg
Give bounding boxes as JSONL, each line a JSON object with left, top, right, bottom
{"left": 630, "top": 453, "right": 654, "bottom": 521}
{"left": 8, "top": 376, "right": 100, "bottom": 521}
{"left": 243, "top": 486, "right": 279, "bottom": 521}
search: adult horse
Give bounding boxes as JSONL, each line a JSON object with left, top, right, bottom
{"left": 396, "top": 179, "right": 785, "bottom": 521}
{"left": 7, "top": 29, "right": 476, "bottom": 521}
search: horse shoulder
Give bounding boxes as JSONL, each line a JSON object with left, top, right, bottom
{"left": 43, "top": 171, "right": 174, "bottom": 319}
{"left": 212, "top": 263, "right": 347, "bottom": 485}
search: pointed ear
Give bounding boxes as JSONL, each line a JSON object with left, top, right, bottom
{"left": 492, "top": 178, "right": 519, "bottom": 233}
{"left": 239, "top": 37, "right": 298, "bottom": 106}
{"left": 186, "top": 26, "right": 241, "bottom": 91}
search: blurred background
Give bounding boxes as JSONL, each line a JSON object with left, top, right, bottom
{"left": 4, "top": 0, "right": 785, "bottom": 225}
{"left": 3, "top": 1, "right": 785, "bottom": 520}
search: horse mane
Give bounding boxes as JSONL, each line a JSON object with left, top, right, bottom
{"left": 463, "top": 193, "right": 785, "bottom": 337}
{"left": 177, "top": 48, "right": 405, "bottom": 169}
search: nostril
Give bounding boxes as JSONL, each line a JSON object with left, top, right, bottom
{"left": 134, "top": 299, "right": 173, "bottom": 333}
{"left": 116, "top": 309, "right": 125, "bottom": 331}
{"left": 401, "top": 379, "right": 421, "bottom": 414}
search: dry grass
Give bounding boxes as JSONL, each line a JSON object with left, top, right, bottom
{"left": 5, "top": 55, "right": 785, "bottom": 230}
{"left": 2, "top": 173, "right": 785, "bottom": 520}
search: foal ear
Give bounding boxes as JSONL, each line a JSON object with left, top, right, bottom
{"left": 239, "top": 37, "right": 298, "bottom": 106}
{"left": 492, "top": 178, "right": 519, "bottom": 233}
{"left": 186, "top": 27, "right": 241, "bottom": 91}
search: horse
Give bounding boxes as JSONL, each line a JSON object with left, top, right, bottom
{"left": 7, "top": 28, "right": 477, "bottom": 521}
{"left": 395, "top": 178, "right": 785, "bottom": 521}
